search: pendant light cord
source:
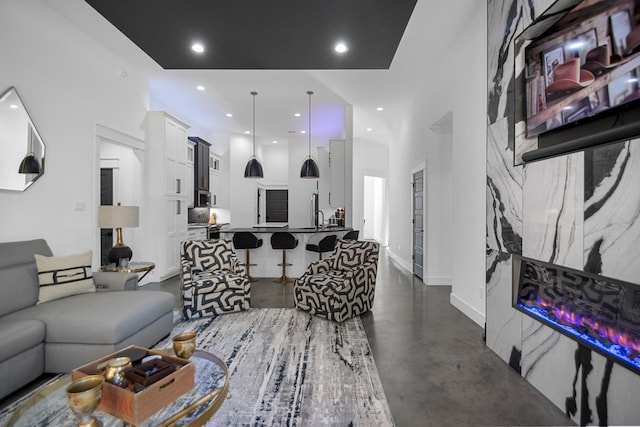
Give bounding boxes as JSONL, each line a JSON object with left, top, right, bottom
{"left": 307, "top": 90, "right": 313, "bottom": 157}
{"left": 252, "top": 91, "right": 257, "bottom": 156}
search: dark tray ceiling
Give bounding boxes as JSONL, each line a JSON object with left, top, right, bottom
{"left": 85, "top": 0, "right": 417, "bottom": 70}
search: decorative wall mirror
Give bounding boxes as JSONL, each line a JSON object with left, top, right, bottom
{"left": 0, "top": 86, "right": 46, "bottom": 191}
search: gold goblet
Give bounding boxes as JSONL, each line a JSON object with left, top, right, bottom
{"left": 172, "top": 331, "right": 197, "bottom": 359}
{"left": 66, "top": 375, "right": 104, "bottom": 427}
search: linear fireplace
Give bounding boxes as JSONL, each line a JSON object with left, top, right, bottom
{"left": 513, "top": 255, "right": 640, "bottom": 375}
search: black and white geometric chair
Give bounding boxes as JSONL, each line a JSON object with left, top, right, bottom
{"left": 180, "top": 239, "right": 251, "bottom": 319}
{"left": 294, "top": 240, "right": 379, "bottom": 322}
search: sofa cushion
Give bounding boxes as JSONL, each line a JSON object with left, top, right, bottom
{"left": 0, "top": 239, "right": 51, "bottom": 316}
{"left": 35, "top": 251, "right": 96, "bottom": 304}
{"left": 4, "top": 291, "right": 174, "bottom": 345}
{"left": 0, "top": 319, "right": 45, "bottom": 361}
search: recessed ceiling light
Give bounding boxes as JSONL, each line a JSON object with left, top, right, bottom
{"left": 366, "top": 128, "right": 373, "bottom": 132}
{"left": 334, "top": 42, "right": 349, "bottom": 54}
{"left": 273, "top": 140, "right": 278, "bottom": 144}
{"left": 226, "top": 113, "right": 233, "bottom": 118}
{"left": 196, "top": 85, "right": 205, "bottom": 91}
{"left": 245, "top": 131, "right": 251, "bottom": 135}
{"left": 376, "top": 107, "right": 384, "bottom": 111}
{"left": 300, "top": 130, "right": 307, "bottom": 134}
{"left": 191, "top": 42, "right": 205, "bottom": 53}
{"left": 9, "top": 104, "right": 18, "bottom": 109}
{"left": 294, "top": 113, "right": 301, "bottom": 117}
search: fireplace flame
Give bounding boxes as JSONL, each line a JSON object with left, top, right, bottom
{"left": 521, "top": 297, "right": 640, "bottom": 362}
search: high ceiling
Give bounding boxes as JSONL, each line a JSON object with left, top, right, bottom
{"left": 84, "top": 0, "right": 418, "bottom": 70}
{"left": 44, "top": 0, "right": 475, "bottom": 146}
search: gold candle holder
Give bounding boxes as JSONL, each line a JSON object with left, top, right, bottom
{"left": 66, "top": 375, "right": 104, "bottom": 427}
{"left": 172, "top": 331, "right": 197, "bottom": 359}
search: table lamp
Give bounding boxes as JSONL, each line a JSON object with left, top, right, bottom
{"left": 98, "top": 202, "right": 139, "bottom": 264}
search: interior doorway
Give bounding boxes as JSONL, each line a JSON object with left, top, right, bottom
{"left": 412, "top": 170, "right": 424, "bottom": 279}
{"left": 100, "top": 168, "right": 114, "bottom": 265}
{"left": 363, "top": 176, "right": 386, "bottom": 242}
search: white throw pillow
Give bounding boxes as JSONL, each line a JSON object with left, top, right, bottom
{"left": 35, "top": 251, "right": 96, "bottom": 304}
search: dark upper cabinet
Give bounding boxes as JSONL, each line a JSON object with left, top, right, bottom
{"left": 188, "top": 137, "right": 210, "bottom": 206}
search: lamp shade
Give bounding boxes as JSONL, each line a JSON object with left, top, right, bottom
{"left": 18, "top": 153, "right": 40, "bottom": 174}
{"left": 244, "top": 156, "right": 264, "bottom": 178}
{"left": 300, "top": 157, "right": 320, "bottom": 179}
{"left": 98, "top": 205, "right": 139, "bottom": 228}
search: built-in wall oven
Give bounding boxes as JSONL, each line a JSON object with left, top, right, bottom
{"left": 197, "top": 190, "right": 211, "bottom": 207}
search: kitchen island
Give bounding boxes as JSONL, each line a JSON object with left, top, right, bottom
{"left": 220, "top": 226, "right": 353, "bottom": 278}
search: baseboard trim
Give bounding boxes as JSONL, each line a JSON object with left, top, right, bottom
{"left": 450, "top": 292, "right": 485, "bottom": 328}
{"left": 386, "top": 250, "right": 413, "bottom": 273}
{"left": 424, "top": 276, "right": 452, "bottom": 286}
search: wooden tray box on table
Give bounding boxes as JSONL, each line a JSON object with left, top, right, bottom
{"left": 72, "top": 345, "right": 194, "bottom": 425}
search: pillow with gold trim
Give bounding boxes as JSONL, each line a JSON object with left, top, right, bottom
{"left": 35, "top": 251, "right": 96, "bottom": 304}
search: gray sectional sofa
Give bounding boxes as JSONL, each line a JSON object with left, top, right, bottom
{"left": 0, "top": 239, "right": 175, "bottom": 400}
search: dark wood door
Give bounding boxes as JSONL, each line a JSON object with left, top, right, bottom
{"left": 100, "top": 168, "right": 113, "bottom": 266}
{"left": 266, "top": 190, "right": 288, "bottom": 223}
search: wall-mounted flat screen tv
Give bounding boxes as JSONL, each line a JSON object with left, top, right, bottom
{"left": 525, "top": 0, "right": 640, "bottom": 138}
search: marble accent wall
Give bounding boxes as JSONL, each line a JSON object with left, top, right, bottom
{"left": 583, "top": 140, "right": 640, "bottom": 283}
{"left": 486, "top": 0, "right": 640, "bottom": 425}
{"left": 522, "top": 152, "right": 583, "bottom": 268}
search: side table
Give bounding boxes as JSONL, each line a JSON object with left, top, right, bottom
{"left": 101, "top": 261, "right": 155, "bottom": 281}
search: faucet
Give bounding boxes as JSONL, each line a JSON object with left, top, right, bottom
{"left": 316, "top": 210, "right": 325, "bottom": 230}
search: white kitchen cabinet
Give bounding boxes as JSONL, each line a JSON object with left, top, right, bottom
{"left": 317, "top": 147, "right": 330, "bottom": 210}
{"left": 329, "top": 139, "right": 345, "bottom": 208}
{"left": 209, "top": 152, "right": 219, "bottom": 206}
{"left": 147, "top": 111, "right": 190, "bottom": 280}
{"left": 209, "top": 152, "right": 229, "bottom": 208}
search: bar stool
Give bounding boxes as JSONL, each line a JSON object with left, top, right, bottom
{"left": 305, "top": 234, "right": 337, "bottom": 260}
{"left": 270, "top": 232, "right": 299, "bottom": 284}
{"left": 233, "top": 232, "right": 263, "bottom": 282}
{"left": 342, "top": 230, "right": 359, "bottom": 240}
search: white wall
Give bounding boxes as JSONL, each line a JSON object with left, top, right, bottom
{"left": 288, "top": 139, "right": 318, "bottom": 228}
{"left": 261, "top": 143, "right": 289, "bottom": 186}
{"left": 425, "top": 130, "right": 453, "bottom": 286}
{"left": 385, "top": 1, "right": 487, "bottom": 326}
{"left": 0, "top": 0, "right": 150, "bottom": 262}
{"left": 229, "top": 134, "right": 261, "bottom": 226}
{"left": 353, "top": 138, "right": 389, "bottom": 244}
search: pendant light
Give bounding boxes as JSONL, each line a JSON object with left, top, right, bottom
{"left": 300, "top": 90, "right": 320, "bottom": 179}
{"left": 18, "top": 153, "right": 40, "bottom": 174}
{"left": 244, "top": 91, "right": 264, "bottom": 178}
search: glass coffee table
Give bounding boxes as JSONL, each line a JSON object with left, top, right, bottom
{"left": 2, "top": 350, "right": 229, "bottom": 426}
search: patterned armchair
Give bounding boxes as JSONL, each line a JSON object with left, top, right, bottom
{"left": 294, "top": 240, "right": 380, "bottom": 322}
{"left": 181, "top": 239, "right": 251, "bottom": 319}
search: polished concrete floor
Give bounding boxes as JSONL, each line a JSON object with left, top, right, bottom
{"left": 144, "top": 246, "right": 573, "bottom": 427}
{"left": 1, "top": 247, "right": 573, "bottom": 426}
